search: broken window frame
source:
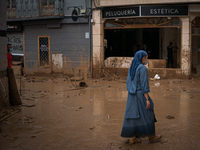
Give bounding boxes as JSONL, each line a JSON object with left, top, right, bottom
{"left": 38, "top": 36, "right": 50, "bottom": 67}
{"left": 104, "top": 17, "right": 181, "bottom": 29}
{"left": 7, "top": 0, "right": 16, "bottom": 9}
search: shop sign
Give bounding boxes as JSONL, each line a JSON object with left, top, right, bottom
{"left": 7, "top": 22, "right": 22, "bottom": 31}
{"left": 103, "top": 6, "right": 188, "bottom": 18}
{"left": 141, "top": 6, "right": 188, "bottom": 16}
{"left": 102, "top": 7, "right": 139, "bottom": 18}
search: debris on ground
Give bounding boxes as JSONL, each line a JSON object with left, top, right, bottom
{"left": 31, "top": 135, "right": 36, "bottom": 138}
{"left": 89, "top": 127, "right": 95, "bottom": 130}
{"left": 70, "top": 76, "right": 83, "bottom": 81}
{"left": 154, "top": 82, "right": 160, "bottom": 87}
{"left": 79, "top": 82, "right": 87, "bottom": 87}
{"left": 181, "top": 86, "right": 187, "bottom": 92}
{"left": 150, "top": 74, "right": 161, "bottom": 80}
{"left": 20, "top": 116, "right": 34, "bottom": 124}
{"left": 21, "top": 104, "right": 36, "bottom": 107}
{"left": 166, "top": 115, "right": 175, "bottom": 119}
{"left": 0, "top": 108, "right": 21, "bottom": 123}
{"left": 190, "top": 96, "right": 195, "bottom": 100}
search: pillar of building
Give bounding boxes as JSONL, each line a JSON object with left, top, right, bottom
{"left": 180, "top": 17, "right": 191, "bottom": 78}
{"left": 92, "top": 9, "right": 103, "bottom": 78}
{"left": 0, "top": 0, "right": 9, "bottom": 111}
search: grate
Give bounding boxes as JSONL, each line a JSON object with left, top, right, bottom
{"left": 39, "top": 37, "right": 49, "bottom": 66}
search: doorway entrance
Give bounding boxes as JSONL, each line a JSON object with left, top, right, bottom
{"left": 104, "top": 17, "right": 181, "bottom": 68}
{"left": 192, "top": 17, "right": 200, "bottom": 74}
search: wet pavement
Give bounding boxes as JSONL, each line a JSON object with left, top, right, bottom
{"left": 1, "top": 75, "right": 200, "bottom": 150}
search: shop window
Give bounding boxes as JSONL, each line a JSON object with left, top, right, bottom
{"left": 38, "top": 36, "right": 50, "bottom": 66}
{"left": 40, "top": 0, "right": 54, "bottom": 8}
{"left": 104, "top": 17, "right": 181, "bottom": 68}
{"left": 7, "top": 0, "right": 16, "bottom": 9}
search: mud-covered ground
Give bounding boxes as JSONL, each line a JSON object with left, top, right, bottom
{"left": 1, "top": 75, "right": 200, "bottom": 150}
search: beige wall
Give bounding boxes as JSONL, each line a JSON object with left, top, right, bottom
{"left": 100, "top": 0, "right": 200, "bottom": 7}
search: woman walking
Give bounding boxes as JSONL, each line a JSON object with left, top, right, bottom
{"left": 121, "top": 50, "right": 162, "bottom": 144}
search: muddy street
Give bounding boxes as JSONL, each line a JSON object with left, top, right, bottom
{"left": 1, "top": 76, "right": 200, "bottom": 150}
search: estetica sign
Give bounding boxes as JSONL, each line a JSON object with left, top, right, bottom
{"left": 102, "top": 7, "right": 139, "bottom": 18}
{"left": 141, "top": 6, "right": 188, "bottom": 16}
{"left": 102, "top": 5, "right": 188, "bottom": 18}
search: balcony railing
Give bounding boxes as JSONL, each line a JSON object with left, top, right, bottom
{"left": 7, "top": 0, "right": 64, "bottom": 20}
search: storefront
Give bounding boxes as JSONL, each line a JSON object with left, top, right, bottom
{"left": 92, "top": 3, "right": 200, "bottom": 79}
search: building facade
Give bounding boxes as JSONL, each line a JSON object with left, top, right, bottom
{"left": 7, "top": 0, "right": 92, "bottom": 76}
{"left": 0, "top": 0, "right": 9, "bottom": 111}
{"left": 92, "top": 0, "right": 200, "bottom": 79}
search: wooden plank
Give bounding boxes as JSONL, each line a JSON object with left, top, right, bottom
{"left": 7, "top": 68, "right": 22, "bottom": 105}
{"left": 121, "top": 19, "right": 127, "bottom": 26}
{"left": 157, "top": 18, "right": 179, "bottom": 26}
{"left": 107, "top": 21, "right": 125, "bottom": 27}
{"left": 156, "top": 18, "right": 162, "bottom": 25}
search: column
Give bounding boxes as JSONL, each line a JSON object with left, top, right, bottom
{"left": 180, "top": 17, "right": 191, "bottom": 78}
{"left": 0, "top": 0, "right": 10, "bottom": 111}
{"left": 92, "top": 9, "right": 103, "bottom": 78}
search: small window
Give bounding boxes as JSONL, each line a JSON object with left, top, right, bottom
{"left": 7, "top": 0, "right": 16, "bottom": 9}
{"left": 38, "top": 36, "right": 50, "bottom": 66}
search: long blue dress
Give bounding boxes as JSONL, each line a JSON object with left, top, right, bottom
{"left": 121, "top": 64, "right": 157, "bottom": 137}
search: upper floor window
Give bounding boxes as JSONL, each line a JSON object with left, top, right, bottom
{"left": 7, "top": 0, "right": 16, "bottom": 9}
{"left": 40, "top": 0, "right": 54, "bottom": 7}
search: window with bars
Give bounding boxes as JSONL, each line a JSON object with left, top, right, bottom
{"left": 7, "top": 0, "right": 16, "bottom": 9}
{"left": 40, "top": 0, "right": 54, "bottom": 7}
{"left": 38, "top": 36, "right": 50, "bottom": 66}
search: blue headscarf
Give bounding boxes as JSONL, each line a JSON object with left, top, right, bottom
{"left": 130, "top": 50, "right": 147, "bottom": 80}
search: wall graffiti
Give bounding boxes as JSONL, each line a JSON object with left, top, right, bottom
{"left": 7, "top": 33, "right": 23, "bottom": 54}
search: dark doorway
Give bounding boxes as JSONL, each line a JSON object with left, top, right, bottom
{"left": 143, "top": 28, "right": 159, "bottom": 59}
{"left": 104, "top": 28, "right": 159, "bottom": 59}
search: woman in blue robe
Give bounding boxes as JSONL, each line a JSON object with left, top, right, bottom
{"left": 121, "top": 50, "right": 162, "bottom": 144}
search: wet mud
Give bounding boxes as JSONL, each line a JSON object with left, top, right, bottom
{"left": 1, "top": 75, "right": 200, "bottom": 150}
